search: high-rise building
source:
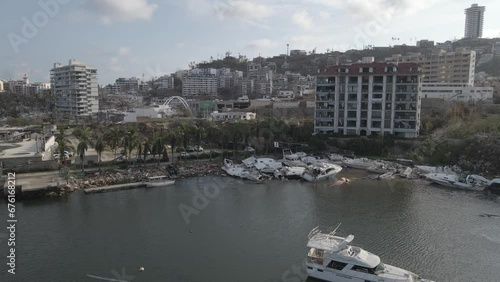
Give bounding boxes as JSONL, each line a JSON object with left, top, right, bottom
{"left": 50, "top": 59, "right": 98, "bottom": 119}
{"left": 385, "top": 49, "right": 476, "bottom": 86}
{"left": 315, "top": 60, "right": 423, "bottom": 138}
{"left": 464, "top": 4, "right": 485, "bottom": 39}
{"left": 115, "top": 77, "right": 141, "bottom": 94}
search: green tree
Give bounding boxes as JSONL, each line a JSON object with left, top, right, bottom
{"left": 94, "top": 136, "right": 105, "bottom": 172}
{"left": 105, "top": 128, "right": 122, "bottom": 165}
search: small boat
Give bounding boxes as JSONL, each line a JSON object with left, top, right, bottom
{"left": 145, "top": 175, "right": 175, "bottom": 187}
{"left": 306, "top": 226, "right": 433, "bottom": 282}
{"left": 424, "top": 173, "right": 489, "bottom": 191}
{"left": 302, "top": 163, "right": 342, "bottom": 182}
{"left": 343, "top": 158, "right": 376, "bottom": 170}
{"left": 329, "top": 154, "right": 344, "bottom": 162}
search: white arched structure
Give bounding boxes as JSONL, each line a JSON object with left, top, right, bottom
{"left": 162, "top": 96, "right": 191, "bottom": 113}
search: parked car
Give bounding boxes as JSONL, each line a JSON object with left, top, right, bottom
{"left": 176, "top": 147, "right": 185, "bottom": 152}
{"left": 180, "top": 151, "right": 189, "bottom": 157}
{"left": 186, "top": 146, "right": 196, "bottom": 152}
{"left": 64, "top": 151, "right": 73, "bottom": 157}
{"left": 194, "top": 145, "right": 204, "bottom": 152}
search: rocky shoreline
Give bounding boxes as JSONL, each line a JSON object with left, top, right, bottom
{"left": 50, "top": 162, "right": 226, "bottom": 197}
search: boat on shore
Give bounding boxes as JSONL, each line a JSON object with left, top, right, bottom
{"left": 144, "top": 175, "right": 175, "bottom": 187}
{"left": 302, "top": 163, "right": 342, "bottom": 182}
{"left": 424, "top": 173, "right": 489, "bottom": 191}
{"left": 306, "top": 226, "right": 433, "bottom": 282}
{"left": 274, "top": 166, "right": 306, "bottom": 180}
{"left": 343, "top": 158, "right": 376, "bottom": 170}
{"left": 222, "top": 159, "right": 264, "bottom": 182}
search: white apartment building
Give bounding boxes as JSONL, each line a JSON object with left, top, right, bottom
{"left": 50, "top": 59, "right": 98, "bottom": 119}
{"left": 464, "top": 4, "right": 485, "bottom": 39}
{"left": 315, "top": 61, "right": 423, "bottom": 138}
{"left": 155, "top": 75, "right": 175, "bottom": 90}
{"left": 182, "top": 76, "right": 218, "bottom": 97}
{"left": 210, "top": 111, "right": 256, "bottom": 121}
{"left": 0, "top": 81, "right": 3, "bottom": 92}
{"left": 385, "top": 49, "right": 476, "bottom": 86}
{"left": 422, "top": 83, "right": 493, "bottom": 102}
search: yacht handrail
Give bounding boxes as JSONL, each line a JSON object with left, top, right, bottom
{"left": 308, "top": 226, "right": 320, "bottom": 239}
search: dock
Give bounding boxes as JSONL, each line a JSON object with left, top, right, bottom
{"left": 83, "top": 182, "right": 146, "bottom": 194}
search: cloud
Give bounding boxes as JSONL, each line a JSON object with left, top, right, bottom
{"left": 292, "top": 10, "right": 313, "bottom": 30}
{"left": 319, "top": 11, "right": 330, "bottom": 20}
{"left": 213, "top": 0, "right": 273, "bottom": 20}
{"left": 246, "top": 39, "right": 278, "bottom": 50}
{"left": 176, "top": 42, "right": 185, "bottom": 49}
{"left": 308, "top": 0, "right": 443, "bottom": 22}
{"left": 117, "top": 47, "right": 131, "bottom": 56}
{"left": 83, "top": 0, "right": 158, "bottom": 24}
{"left": 483, "top": 29, "right": 500, "bottom": 38}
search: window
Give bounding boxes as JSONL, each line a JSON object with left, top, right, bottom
{"left": 327, "top": 260, "right": 348, "bottom": 271}
{"left": 351, "top": 265, "right": 375, "bottom": 274}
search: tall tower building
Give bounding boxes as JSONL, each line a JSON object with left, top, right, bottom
{"left": 464, "top": 4, "right": 485, "bottom": 39}
{"left": 50, "top": 59, "right": 98, "bottom": 120}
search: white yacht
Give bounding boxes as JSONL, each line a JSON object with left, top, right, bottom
{"left": 302, "top": 163, "right": 343, "bottom": 182}
{"left": 424, "top": 173, "right": 489, "bottom": 191}
{"left": 254, "top": 158, "right": 282, "bottom": 174}
{"left": 283, "top": 149, "right": 300, "bottom": 161}
{"left": 343, "top": 158, "right": 376, "bottom": 170}
{"left": 222, "top": 159, "right": 264, "bottom": 182}
{"left": 306, "top": 226, "right": 433, "bottom": 282}
{"left": 144, "top": 176, "right": 175, "bottom": 187}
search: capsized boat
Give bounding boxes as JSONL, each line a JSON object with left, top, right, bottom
{"left": 144, "top": 175, "right": 175, "bottom": 187}
{"left": 366, "top": 161, "right": 396, "bottom": 174}
{"left": 424, "top": 173, "right": 489, "bottom": 191}
{"left": 306, "top": 226, "right": 434, "bottom": 282}
{"left": 302, "top": 163, "right": 342, "bottom": 182}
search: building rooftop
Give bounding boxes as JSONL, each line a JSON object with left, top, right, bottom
{"left": 317, "top": 62, "right": 421, "bottom": 75}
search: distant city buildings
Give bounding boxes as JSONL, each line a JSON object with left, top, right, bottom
{"left": 464, "top": 3, "right": 485, "bottom": 39}
{"left": 0, "top": 74, "right": 50, "bottom": 95}
{"left": 50, "top": 59, "right": 98, "bottom": 119}
{"left": 290, "top": 50, "right": 307, "bottom": 56}
{"left": 315, "top": 59, "right": 423, "bottom": 138}
{"left": 416, "top": 40, "right": 435, "bottom": 48}
{"left": 154, "top": 75, "right": 175, "bottom": 90}
{"left": 385, "top": 48, "right": 476, "bottom": 86}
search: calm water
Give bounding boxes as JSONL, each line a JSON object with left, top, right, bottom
{"left": 1, "top": 173, "right": 500, "bottom": 282}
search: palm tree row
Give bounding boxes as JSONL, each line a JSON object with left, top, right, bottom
{"left": 64, "top": 118, "right": 314, "bottom": 172}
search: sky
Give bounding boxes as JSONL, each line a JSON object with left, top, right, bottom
{"left": 1, "top": 0, "right": 500, "bottom": 84}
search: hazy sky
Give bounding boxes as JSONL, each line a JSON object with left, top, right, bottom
{"left": 1, "top": 0, "right": 500, "bottom": 84}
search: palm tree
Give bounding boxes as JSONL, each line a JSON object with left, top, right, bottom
{"left": 142, "top": 138, "right": 151, "bottom": 166}
{"left": 194, "top": 126, "right": 205, "bottom": 159}
{"left": 55, "top": 126, "right": 72, "bottom": 164}
{"left": 123, "top": 128, "right": 138, "bottom": 167}
{"left": 105, "top": 128, "right": 122, "bottom": 165}
{"left": 151, "top": 132, "right": 164, "bottom": 167}
{"left": 77, "top": 140, "right": 89, "bottom": 173}
{"left": 94, "top": 136, "right": 105, "bottom": 172}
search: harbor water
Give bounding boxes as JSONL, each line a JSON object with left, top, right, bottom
{"left": 1, "top": 173, "right": 500, "bottom": 282}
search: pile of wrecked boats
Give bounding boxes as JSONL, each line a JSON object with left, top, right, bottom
{"left": 222, "top": 149, "right": 342, "bottom": 183}
{"left": 222, "top": 149, "right": 500, "bottom": 192}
